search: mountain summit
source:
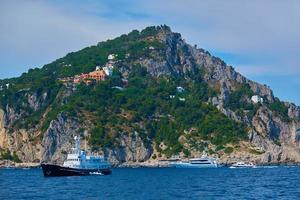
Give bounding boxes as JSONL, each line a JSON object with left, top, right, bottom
{"left": 0, "top": 25, "right": 300, "bottom": 166}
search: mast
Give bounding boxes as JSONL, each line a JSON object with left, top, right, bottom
{"left": 74, "top": 136, "right": 80, "bottom": 154}
{"left": 85, "top": 137, "right": 87, "bottom": 152}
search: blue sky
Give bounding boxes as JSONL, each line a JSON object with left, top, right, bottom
{"left": 0, "top": 0, "right": 299, "bottom": 105}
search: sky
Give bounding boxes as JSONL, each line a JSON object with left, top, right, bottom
{"left": 0, "top": 0, "right": 299, "bottom": 105}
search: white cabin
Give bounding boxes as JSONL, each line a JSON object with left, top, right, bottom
{"left": 63, "top": 136, "right": 111, "bottom": 170}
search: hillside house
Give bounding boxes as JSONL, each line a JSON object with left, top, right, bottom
{"left": 69, "top": 68, "right": 107, "bottom": 85}
{"left": 176, "top": 86, "right": 185, "bottom": 93}
{"left": 108, "top": 54, "right": 115, "bottom": 60}
{"left": 103, "top": 66, "right": 114, "bottom": 76}
{"left": 86, "top": 69, "right": 107, "bottom": 82}
{"left": 59, "top": 55, "right": 117, "bottom": 85}
{"left": 251, "top": 95, "right": 263, "bottom": 104}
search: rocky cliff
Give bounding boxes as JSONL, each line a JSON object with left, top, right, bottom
{"left": 0, "top": 25, "right": 299, "bottom": 166}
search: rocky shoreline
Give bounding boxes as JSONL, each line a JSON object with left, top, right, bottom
{"left": 0, "top": 160, "right": 40, "bottom": 169}
{"left": 1, "top": 160, "right": 300, "bottom": 169}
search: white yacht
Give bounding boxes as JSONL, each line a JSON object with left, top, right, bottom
{"left": 170, "top": 155, "right": 218, "bottom": 168}
{"left": 229, "top": 162, "right": 256, "bottom": 168}
{"left": 41, "top": 136, "right": 112, "bottom": 177}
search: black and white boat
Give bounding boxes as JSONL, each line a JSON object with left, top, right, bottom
{"left": 41, "top": 136, "right": 112, "bottom": 177}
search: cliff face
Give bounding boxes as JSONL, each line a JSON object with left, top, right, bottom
{"left": 105, "top": 132, "right": 153, "bottom": 166}
{"left": 42, "top": 113, "right": 80, "bottom": 163}
{"left": 0, "top": 25, "right": 300, "bottom": 165}
{"left": 0, "top": 107, "right": 42, "bottom": 163}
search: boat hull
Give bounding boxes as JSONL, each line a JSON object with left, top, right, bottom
{"left": 41, "top": 164, "right": 112, "bottom": 177}
{"left": 170, "top": 163, "right": 218, "bottom": 168}
{"left": 229, "top": 166, "right": 256, "bottom": 169}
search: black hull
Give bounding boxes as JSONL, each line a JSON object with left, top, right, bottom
{"left": 41, "top": 164, "right": 112, "bottom": 177}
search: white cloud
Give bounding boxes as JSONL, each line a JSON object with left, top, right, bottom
{"left": 0, "top": 0, "right": 152, "bottom": 78}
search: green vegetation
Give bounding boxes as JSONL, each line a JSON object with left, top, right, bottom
{"left": 183, "top": 149, "right": 191, "bottom": 157}
{"left": 225, "top": 83, "right": 260, "bottom": 119}
{"left": 12, "top": 152, "right": 22, "bottom": 163}
{"left": 89, "top": 125, "right": 114, "bottom": 149}
{"left": 224, "top": 147, "right": 234, "bottom": 154}
{"left": 198, "top": 110, "right": 247, "bottom": 146}
{"left": 0, "top": 150, "right": 22, "bottom": 163}
{"left": 249, "top": 148, "right": 265, "bottom": 155}
{"left": 63, "top": 64, "right": 248, "bottom": 156}
{"left": 226, "top": 83, "right": 254, "bottom": 111}
{"left": 0, "top": 150, "right": 12, "bottom": 160}
{"left": 266, "top": 98, "right": 290, "bottom": 122}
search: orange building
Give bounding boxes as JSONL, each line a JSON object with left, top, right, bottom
{"left": 87, "top": 70, "right": 107, "bottom": 82}
{"left": 66, "top": 68, "right": 108, "bottom": 85}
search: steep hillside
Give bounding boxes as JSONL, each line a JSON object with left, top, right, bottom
{"left": 0, "top": 25, "right": 300, "bottom": 166}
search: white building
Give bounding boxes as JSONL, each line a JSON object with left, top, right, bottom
{"left": 176, "top": 86, "right": 185, "bottom": 93}
{"left": 103, "top": 66, "right": 114, "bottom": 76}
{"left": 108, "top": 54, "right": 115, "bottom": 60}
{"left": 251, "top": 95, "right": 263, "bottom": 104}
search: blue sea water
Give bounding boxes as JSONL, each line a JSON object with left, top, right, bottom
{"left": 0, "top": 167, "right": 300, "bottom": 200}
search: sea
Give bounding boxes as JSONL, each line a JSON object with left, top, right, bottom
{"left": 0, "top": 166, "right": 300, "bottom": 200}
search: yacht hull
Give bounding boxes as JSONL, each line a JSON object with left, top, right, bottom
{"left": 41, "top": 164, "right": 112, "bottom": 177}
{"left": 229, "top": 166, "right": 256, "bottom": 169}
{"left": 170, "top": 163, "right": 218, "bottom": 168}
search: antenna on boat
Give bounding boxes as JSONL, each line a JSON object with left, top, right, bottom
{"left": 85, "top": 136, "right": 87, "bottom": 152}
{"left": 74, "top": 136, "right": 80, "bottom": 154}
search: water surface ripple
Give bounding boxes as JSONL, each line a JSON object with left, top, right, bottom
{"left": 0, "top": 167, "right": 299, "bottom": 199}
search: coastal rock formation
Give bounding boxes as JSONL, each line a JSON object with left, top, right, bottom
{"left": 105, "top": 132, "right": 153, "bottom": 166}
{"left": 0, "top": 25, "right": 300, "bottom": 166}
{"left": 42, "top": 113, "right": 81, "bottom": 164}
